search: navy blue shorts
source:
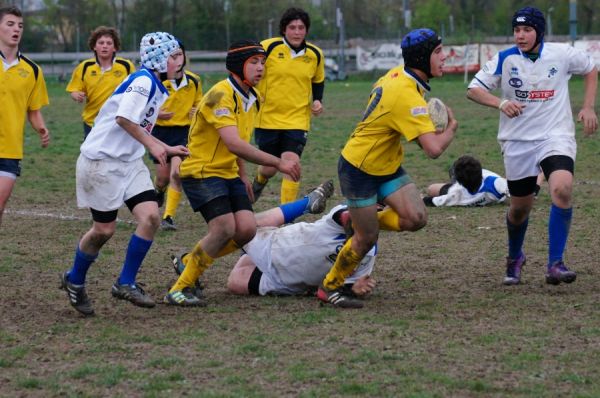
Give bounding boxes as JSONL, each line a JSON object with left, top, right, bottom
{"left": 149, "top": 125, "right": 190, "bottom": 164}
{"left": 338, "top": 156, "right": 412, "bottom": 207}
{"left": 254, "top": 128, "right": 307, "bottom": 157}
{"left": 181, "top": 177, "right": 252, "bottom": 222}
{"left": 83, "top": 123, "right": 93, "bottom": 139}
{"left": 0, "top": 158, "right": 21, "bottom": 177}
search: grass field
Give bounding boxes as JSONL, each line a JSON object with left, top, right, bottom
{"left": 1, "top": 73, "right": 600, "bottom": 397}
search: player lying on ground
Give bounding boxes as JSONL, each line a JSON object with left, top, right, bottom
{"left": 423, "top": 155, "right": 508, "bottom": 207}
{"left": 172, "top": 180, "right": 376, "bottom": 298}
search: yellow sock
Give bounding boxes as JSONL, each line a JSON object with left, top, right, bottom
{"left": 377, "top": 208, "right": 401, "bottom": 231}
{"left": 256, "top": 173, "right": 268, "bottom": 185}
{"left": 281, "top": 179, "right": 300, "bottom": 204}
{"left": 323, "top": 238, "right": 363, "bottom": 290}
{"left": 169, "top": 243, "right": 213, "bottom": 292}
{"left": 215, "top": 239, "right": 240, "bottom": 258}
{"left": 163, "top": 186, "right": 182, "bottom": 219}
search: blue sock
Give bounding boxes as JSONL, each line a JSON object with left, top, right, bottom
{"left": 280, "top": 197, "right": 309, "bottom": 224}
{"left": 548, "top": 204, "right": 572, "bottom": 266}
{"left": 118, "top": 234, "right": 153, "bottom": 286}
{"left": 67, "top": 246, "right": 98, "bottom": 285}
{"left": 507, "top": 215, "right": 528, "bottom": 259}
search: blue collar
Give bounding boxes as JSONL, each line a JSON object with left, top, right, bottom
{"left": 141, "top": 67, "right": 168, "bottom": 95}
{"left": 227, "top": 75, "right": 258, "bottom": 100}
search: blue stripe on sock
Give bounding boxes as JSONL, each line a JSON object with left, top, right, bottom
{"left": 280, "top": 197, "right": 309, "bottom": 224}
{"left": 507, "top": 215, "right": 528, "bottom": 260}
{"left": 118, "top": 234, "right": 153, "bottom": 285}
{"left": 548, "top": 204, "right": 572, "bottom": 266}
{"left": 67, "top": 246, "right": 98, "bottom": 285}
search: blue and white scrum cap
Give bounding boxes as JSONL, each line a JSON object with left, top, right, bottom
{"left": 139, "top": 32, "right": 180, "bottom": 73}
{"left": 401, "top": 28, "right": 442, "bottom": 78}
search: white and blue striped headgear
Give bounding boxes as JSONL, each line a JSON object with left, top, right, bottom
{"left": 139, "top": 32, "right": 180, "bottom": 73}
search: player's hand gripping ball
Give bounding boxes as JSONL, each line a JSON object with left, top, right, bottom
{"left": 427, "top": 97, "right": 449, "bottom": 131}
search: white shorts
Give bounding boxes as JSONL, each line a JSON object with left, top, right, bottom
{"left": 76, "top": 154, "right": 154, "bottom": 211}
{"left": 500, "top": 136, "right": 576, "bottom": 181}
{"left": 243, "top": 228, "right": 302, "bottom": 296}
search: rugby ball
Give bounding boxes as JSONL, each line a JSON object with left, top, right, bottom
{"left": 427, "top": 97, "right": 449, "bottom": 131}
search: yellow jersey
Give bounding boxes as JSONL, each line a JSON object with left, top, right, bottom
{"left": 180, "top": 77, "right": 260, "bottom": 180}
{"left": 341, "top": 68, "right": 436, "bottom": 176}
{"left": 157, "top": 71, "right": 203, "bottom": 127}
{"left": 255, "top": 37, "right": 325, "bottom": 131}
{"left": 0, "top": 54, "right": 49, "bottom": 159}
{"left": 66, "top": 57, "right": 135, "bottom": 125}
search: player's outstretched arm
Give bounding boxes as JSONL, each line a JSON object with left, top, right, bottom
{"left": 467, "top": 87, "right": 524, "bottom": 118}
{"left": 218, "top": 126, "right": 301, "bottom": 181}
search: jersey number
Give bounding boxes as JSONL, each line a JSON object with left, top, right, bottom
{"left": 361, "top": 86, "right": 383, "bottom": 121}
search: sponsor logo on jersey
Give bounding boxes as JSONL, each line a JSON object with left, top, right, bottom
{"left": 114, "top": 71, "right": 123, "bottom": 78}
{"left": 411, "top": 106, "right": 428, "bottom": 116}
{"left": 510, "top": 67, "right": 519, "bottom": 76}
{"left": 146, "top": 107, "right": 155, "bottom": 117}
{"left": 140, "top": 119, "right": 154, "bottom": 132}
{"left": 17, "top": 67, "right": 29, "bottom": 78}
{"left": 547, "top": 66, "right": 558, "bottom": 78}
{"left": 91, "top": 71, "right": 97, "bottom": 76}
{"left": 514, "top": 89, "right": 555, "bottom": 99}
{"left": 214, "top": 108, "right": 230, "bottom": 116}
{"left": 278, "top": 52, "right": 284, "bottom": 59}
{"left": 127, "top": 85, "right": 150, "bottom": 97}
{"left": 508, "top": 77, "right": 523, "bottom": 88}
{"left": 528, "top": 90, "right": 554, "bottom": 99}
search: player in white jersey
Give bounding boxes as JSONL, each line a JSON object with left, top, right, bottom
{"left": 467, "top": 7, "right": 598, "bottom": 286}
{"left": 227, "top": 204, "right": 376, "bottom": 297}
{"left": 423, "top": 155, "right": 507, "bottom": 207}
{"left": 60, "top": 32, "right": 189, "bottom": 316}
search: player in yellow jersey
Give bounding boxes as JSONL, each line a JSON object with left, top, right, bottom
{"left": 0, "top": 6, "right": 50, "bottom": 228}
{"left": 67, "top": 26, "right": 135, "bottom": 139}
{"left": 252, "top": 7, "right": 325, "bottom": 204}
{"left": 164, "top": 40, "right": 301, "bottom": 306}
{"left": 150, "top": 42, "right": 203, "bottom": 231}
{"left": 317, "top": 29, "right": 459, "bottom": 308}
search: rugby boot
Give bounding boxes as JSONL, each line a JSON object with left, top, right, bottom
{"left": 545, "top": 261, "right": 576, "bottom": 285}
{"left": 317, "top": 283, "right": 364, "bottom": 309}
{"left": 111, "top": 282, "right": 156, "bottom": 308}
{"left": 503, "top": 253, "right": 525, "bottom": 285}
{"left": 60, "top": 272, "right": 94, "bottom": 316}
{"left": 306, "top": 179, "right": 335, "bottom": 214}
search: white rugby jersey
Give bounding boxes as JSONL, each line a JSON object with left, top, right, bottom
{"left": 244, "top": 205, "right": 376, "bottom": 295}
{"left": 432, "top": 169, "right": 508, "bottom": 207}
{"left": 468, "top": 42, "right": 595, "bottom": 141}
{"left": 81, "top": 67, "right": 168, "bottom": 161}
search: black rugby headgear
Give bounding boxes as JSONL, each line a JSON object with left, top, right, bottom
{"left": 401, "top": 28, "right": 442, "bottom": 78}
{"left": 226, "top": 40, "right": 266, "bottom": 87}
{"left": 512, "top": 7, "right": 546, "bottom": 51}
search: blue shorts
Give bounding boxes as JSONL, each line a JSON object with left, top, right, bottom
{"left": 254, "top": 128, "right": 307, "bottom": 157}
{"left": 83, "top": 123, "right": 93, "bottom": 139}
{"left": 338, "top": 156, "right": 412, "bottom": 208}
{"left": 149, "top": 125, "right": 190, "bottom": 164}
{"left": 0, "top": 158, "right": 21, "bottom": 178}
{"left": 181, "top": 177, "right": 252, "bottom": 222}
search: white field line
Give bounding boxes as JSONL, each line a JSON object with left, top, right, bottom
{"left": 6, "top": 208, "right": 135, "bottom": 224}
